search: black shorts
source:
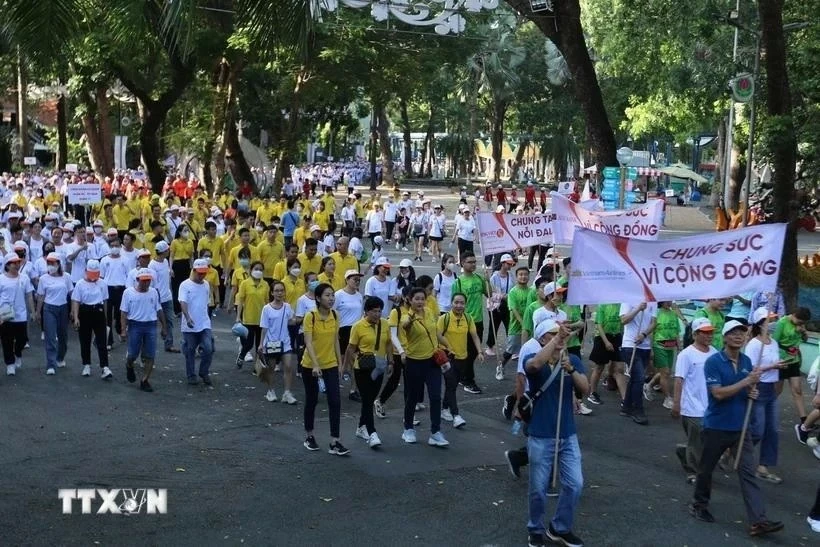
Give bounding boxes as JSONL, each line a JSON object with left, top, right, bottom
{"left": 429, "top": 236, "right": 443, "bottom": 242}
{"left": 779, "top": 356, "right": 802, "bottom": 380}
{"left": 589, "top": 333, "right": 622, "bottom": 365}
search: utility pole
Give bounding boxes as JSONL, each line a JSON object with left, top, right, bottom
{"left": 722, "top": 0, "right": 741, "bottom": 209}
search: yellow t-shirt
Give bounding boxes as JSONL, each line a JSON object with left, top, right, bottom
{"left": 401, "top": 308, "right": 438, "bottom": 360}
{"left": 321, "top": 194, "right": 336, "bottom": 215}
{"left": 197, "top": 236, "right": 224, "bottom": 268}
{"left": 282, "top": 275, "right": 305, "bottom": 309}
{"left": 297, "top": 252, "right": 322, "bottom": 276}
{"left": 302, "top": 309, "right": 339, "bottom": 369}
{"left": 228, "top": 244, "right": 260, "bottom": 271}
{"left": 388, "top": 306, "right": 409, "bottom": 355}
{"left": 437, "top": 311, "right": 476, "bottom": 360}
{"left": 231, "top": 268, "right": 249, "bottom": 291}
{"left": 170, "top": 238, "right": 194, "bottom": 261}
{"left": 426, "top": 294, "right": 440, "bottom": 317}
{"left": 330, "top": 252, "right": 359, "bottom": 276}
{"left": 113, "top": 204, "right": 132, "bottom": 231}
{"left": 313, "top": 210, "right": 329, "bottom": 231}
{"left": 257, "top": 239, "right": 284, "bottom": 277}
{"left": 317, "top": 272, "right": 345, "bottom": 292}
{"left": 349, "top": 318, "right": 390, "bottom": 369}
{"left": 293, "top": 226, "right": 308, "bottom": 250}
{"left": 204, "top": 268, "right": 219, "bottom": 306}
{"left": 237, "top": 278, "right": 269, "bottom": 325}
{"left": 257, "top": 203, "right": 276, "bottom": 226}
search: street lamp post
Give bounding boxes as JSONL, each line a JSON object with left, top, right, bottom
{"left": 616, "top": 146, "right": 633, "bottom": 209}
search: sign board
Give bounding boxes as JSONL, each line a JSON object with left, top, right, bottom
{"left": 732, "top": 73, "right": 755, "bottom": 103}
{"left": 665, "top": 189, "right": 675, "bottom": 197}
{"left": 67, "top": 184, "right": 102, "bottom": 205}
{"left": 23, "top": 157, "right": 36, "bottom": 166}
{"left": 65, "top": 163, "right": 79, "bottom": 173}
{"left": 556, "top": 181, "right": 574, "bottom": 195}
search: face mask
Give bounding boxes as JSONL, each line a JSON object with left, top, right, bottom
{"left": 289, "top": 267, "right": 301, "bottom": 277}
{"left": 308, "top": 280, "right": 319, "bottom": 291}
{"left": 239, "top": 259, "right": 250, "bottom": 268}
{"left": 47, "top": 264, "right": 58, "bottom": 274}
{"left": 94, "top": 227, "right": 102, "bottom": 234}
{"left": 110, "top": 247, "right": 121, "bottom": 256}
{"left": 203, "top": 257, "right": 212, "bottom": 264}
{"left": 255, "top": 226, "right": 264, "bottom": 232}
{"left": 400, "top": 271, "right": 409, "bottom": 279}
{"left": 447, "top": 263, "right": 459, "bottom": 273}
{"left": 251, "top": 269, "right": 263, "bottom": 280}
{"left": 181, "top": 231, "right": 190, "bottom": 238}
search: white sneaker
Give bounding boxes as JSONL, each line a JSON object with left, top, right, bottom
{"left": 402, "top": 246, "right": 408, "bottom": 251}
{"left": 265, "top": 389, "right": 278, "bottom": 402}
{"left": 643, "top": 383, "right": 655, "bottom": 402}
{"left": 662, "top": 397, "right": 674, "bottom": 410}
{"left": 368, "top": 432, "right": 382, "bottom": 448}
{"left": 101, "top": 366, "right": 113, "bottom": 379}
{"left": 281, "top": 390, "right": 297, "bottom": 405}
{"left": 24, "top": 342, "right": 30, "bottom": 349}
{"left": 428, "top": 431, "right": 450, "bottom": 447}
{"left": 355, "top": 425, "right": 369, "bottom": 441}
{"left": 495, "top": 365, "right": 504, "bottom": 381}
{"left": 14, "top": 357, "right": 22, "bottom": 369}
{"left": 432, "top": 257, "right": 437, "bottom": 263}
{"left": 402, "top": 429, "right": 417, "bottom": 444}
{"left": 6, "top": 364, "right": 15, "bottom": 376}
{"left": 395, "top": 242, "right": 400, "bottom": 250}
{"left": 578, "top": 402, "right": 593, "bottom": 416}
{"left": 453, "top": 415, "right": 466, "bottom": 429}
{"left": 485, "top": 347, "right": 496, "bottom": 357}
{"left": 56, "top": 360, "right": 66, "bottom": 368}
{"left": 46, "top": 368, "right": 56, "bottom": 375}
{"left": 244, "top": 353, "right": 254, "bottom": 363}
{"left": 511, "top": 353, "right": 519, "bottom": 360}
{"left": 809, "top": 515, "right": 820, "bottom": 533}
{"left": 82, "top": 365, "right": 91, "bottom": 377}
{"left": 441, "top": 408, "right": 454, "bottom": 422}
{"left": 808, "top": 436, "right": 819, "bottom": 448}
{"left": 41, "top": 332, "right": 45, "bottom": 340}
{"left": 415, "top": 402, "right": 426, "bottom": 411}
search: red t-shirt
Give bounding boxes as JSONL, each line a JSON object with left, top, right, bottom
{"left": 496, "top": 190, "right": 507, "bottom": 204}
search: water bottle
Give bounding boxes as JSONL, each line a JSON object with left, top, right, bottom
{"left": 511, "top": 420, "right": 522, "bottom": 436}
{"left": 318, "top": 377, "right": 326, "bottom": 393}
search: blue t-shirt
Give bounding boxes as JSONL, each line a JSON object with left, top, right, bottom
{"left": 282, "top": 210, "right": 300, "bottom": 237}
{"left": 524, "top": 353, "right": 584, "bottom": 439}
{"left": 703, "top": 351, "right": 753, "bottom": 431}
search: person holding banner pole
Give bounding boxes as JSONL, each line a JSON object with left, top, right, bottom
{"left": 689, "top": 320, "right": 783, "bottom": 537}
{"left": 522, "top": 320, "right": 587, "bottom": 547}
{"left": 619, "top": 302, "right": 656, "bottom": 425}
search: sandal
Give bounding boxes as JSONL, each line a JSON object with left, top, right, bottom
{"left": 755, "top": 470, "right": 783, "bottom": 484}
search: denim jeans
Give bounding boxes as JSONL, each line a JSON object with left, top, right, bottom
{"left": 43, "top": 303, "right": 69, "bottom": 370}
{"left": 182, "top": 329, "right": 214, "bottom": 379}
{"left": 752, "top": 382, "right": 779, "bottom": 467}
{"left": 127, "top": 320, "right": 158, "bottom": 360}
{"left": 160, "top": 300, "right": 175, "bottom": 349}
{"left": 527, "top": 434, "right": 584, "bottom": 535}
{"left": 621, "top": 347, "right": 650, "bottom": 411}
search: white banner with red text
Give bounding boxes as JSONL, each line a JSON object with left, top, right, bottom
{"left": 550, "top": 191, "right": 664, "bottom": 245}
{"left": 566, "top": 223, "right": 787, "bottom": 305}
{"left": 476, "top": 211, "right": 554, "bottom": 255}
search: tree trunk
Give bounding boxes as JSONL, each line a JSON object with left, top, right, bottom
{"left": 506, "top": 0, "right": 617, "bottom": 169}
{"left": 758, "top": 0, "right": 798, "bottom": 309}
{"left": 223, "top": 61, "right": 254, "bottom": 191}
{"left": 16, "top": 47, "right": 29, "bottom": 162}
{"left": 711, "top": 117, "right": 725, "bottom": 207}
{"left": 96, "top": 85, "right": 114, "bottom": 176}
{"left": 56, "top": 92, "right": 68, "bottom": 170}
{"left": 727, "top": 140, "right": 745, "bottom": 211}
{"left": 80, "top": 88, "right": 113, "bottom": 179}
{"left": 273, "top": 67, "right": 307, "bottom": 194}
{"left": 376, "top": 103, "right": 394, "bottom": 186}
{"left": 423, "top": 105, "right": 435, "bottom": 178}
{"left": 491, "top": 99, "right": 507, "bottom": 183}
{"left": 210, "top": 58, "right": 231, "bottom": 191}
{"left": 511, "top": 138, "right": 529, "bottom": 182}
{"left": 400, "top": 96, "right": 413, "bottom": 177}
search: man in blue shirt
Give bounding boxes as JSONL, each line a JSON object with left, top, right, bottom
{"left": 689, "top": 320, "right": 783, "bottom": 537}
{"left": 523, "top": 319, "right": 588, "bottom": 547}
{"left": 281, "top": 200, "right": 300, "bottom": 248}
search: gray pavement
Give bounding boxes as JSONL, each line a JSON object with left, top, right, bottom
{"left": 2, "top": 186, "right": 819, "bottom": 546}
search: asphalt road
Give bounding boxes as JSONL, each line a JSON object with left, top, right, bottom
{"left": 1, "top": 188, "right": 818, "bottom": 546}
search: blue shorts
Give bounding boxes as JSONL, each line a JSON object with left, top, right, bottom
{"left": 127, "top": 320, "right": 158, "bottom": 360}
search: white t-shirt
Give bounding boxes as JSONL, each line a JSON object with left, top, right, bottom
{"left": 120, "top": 247, "right": 141, "bottom": 271}
{"left": 65, "top": 242, "right": 89, "bottom": 282}
{"left": 532, "top": 306, "right": 568, "bottom": 331}
{"left": 349, "top": 237, "right": 364, "bottom": 261}
{"left": 429, "top": 213, "right": 447, "bottom": 238}
{"left": 36, "top": 273, "right": 73, "bottom": 306}
{"left": 334, "top": 289, "right": 363, "bottom": 327}
{"left": 364, "top": 276, "right": 395, "bottom": 318}
{"left": 148, "top": 259, "right": 173, "bottom": 302}
{"left": 516, "top": 337, "right": 543, "bottom": 391}
{"left": 260, "top": 302, "right": 293, "bottom": 351}
{"left": 456, "top": 216, "right": 476, "bottom": 241}
{"left": 71, "top": 279, "right": 109, "bottom": 305}
{"left": 745, "top": 337, "right": 781, "bottom": 383}
{"left": 120, "top": 287, "right": 162, "bottom": 322}
{"left": 674, "top": 344, "right": 718, "bottom": 418}
{"left": 100, "top": 256, "right": 129, "bottom": 287}
{"left": 620, "top": 303, "right": 658, "bottom": 349}
{"left": 490, "top": 271, "right": 513, "bottom": 296}
{"left": 295, "top": 294, "right": 316, "bottom": 333}
{"left": 28, "top": 237, "right": 44, "bottom": 263}
{"left": 0, "top": 273, "right": 34, "bottom": 321}
{"left": 366, "top": 210, "right": 384, "bottom": 234}
{"left": 178, "top": 279, "right": 211, "bottom": 332}
{"left": 384, "top": 201, "right": 398, "bottom": 222}
{"left": 434, "top": 271, "right": 456, "bottom": 312}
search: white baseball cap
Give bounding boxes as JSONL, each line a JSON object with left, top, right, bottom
{"left": 399, "top": 258, "right": 413, "bottom": 268}
{"left": 155, "top": 240, "right": 170, "bottom": 253}
{"left": 722, "top": 320, "right": 748, "bottom": 336}
{"left": 193, "top": 258, "right": 210, "bottom": 273}
{"left": 345, "top": 269, "right": 362, "bottom": 279}
{"left": 500, "top": 253, "right": 516, "bottom": 264}
{"left": 534, "top": 319, "right": 560, "bottom": 339}
{"left": 374, "top": 256, "right": 391, "bottom": 267}
{"left": 751, "top": 307, "right": 777, "bottom": 325}
{"left": 691, "top": 317, "right": 715, "bottom": 333}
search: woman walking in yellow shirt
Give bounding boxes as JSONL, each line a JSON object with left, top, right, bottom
{"left": 169, "top": 228, "right": 195, "bottom": 315}
{"left": 235, "top": 261, "right": 269, "bottom": 368}
{"left": 302, "top": 283, "right": 347, "bottom": 456}
{"left": 400, "top": 287, "right": 451, "bottom": 447}
{"left": 317, "top": 256, "right": 343, "bottom": 291}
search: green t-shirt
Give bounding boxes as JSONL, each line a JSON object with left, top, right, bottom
{"left": 595, "top": 303, "right": 623, "bottom": 335}
{"left": 559, "top": 303, "right": 583, "bottom": 348}
{"left": 773, "top": 316, "right": 802, "bottom": 362}
{"left": 695, "top": 307, "right": 725, "bottom": 350}
{"left": 525, "top": 286, "right": 538, "bottom": 307}
{"left": 654, "top": 308, "right": 680, "bottom": 343}
{"left": 452, "top": 274, "right": 487, "bottom": 323}
{"left": 507, "top": 285, "right": 531, "bottom": 335}
{"left": 523, "top": 300, "right": 541, "bottom": 338}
